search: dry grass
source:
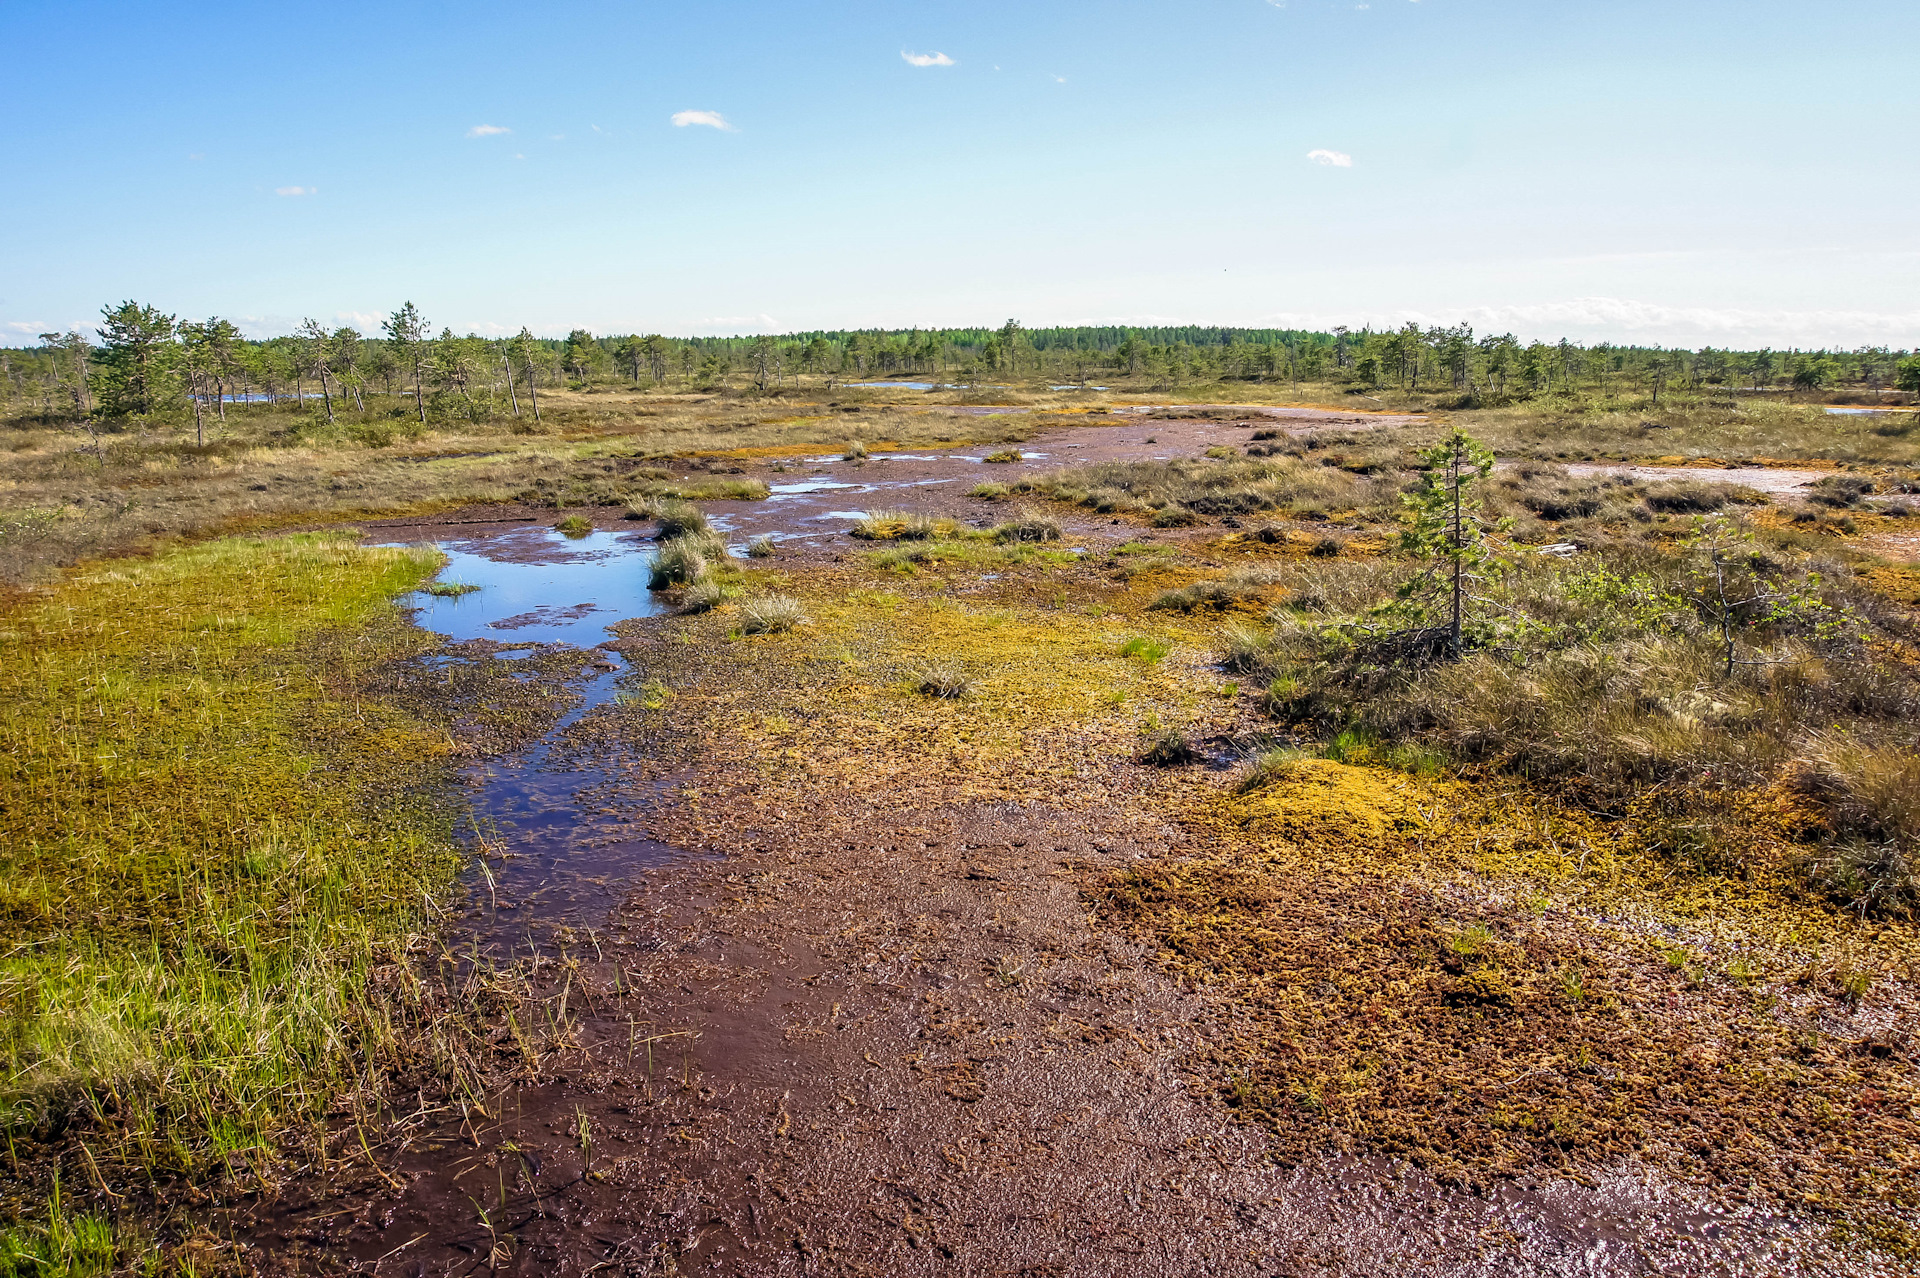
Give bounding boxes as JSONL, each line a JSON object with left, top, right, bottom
{"left": 738, "top": 595, "right": 806, "bottom": 634}
{"left": 0, "top": 387, "right": 1035, "bottom": 585}
{"left": 1011, "top": 453, "right": 1388, "bottom": 522}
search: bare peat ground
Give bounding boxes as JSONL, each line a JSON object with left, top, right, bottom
{"left": 232, "top": 409, "right": 1901, "bottom": 1276}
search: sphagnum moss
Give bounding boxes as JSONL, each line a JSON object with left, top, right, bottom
{"left": 0, "top": 533, "right": 460, "bottom": 1222}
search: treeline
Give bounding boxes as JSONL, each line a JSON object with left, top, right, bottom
{"left": 1331, "top": 322, "right": 1920, "bottom": 403}
{"left": 4, "top": 303, "right": 1916, "bottom": 425}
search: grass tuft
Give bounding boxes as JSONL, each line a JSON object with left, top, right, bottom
{"left": 1140, "top": 723, "right": 1199, "bottom": 766}
{"left": 738, "top": 595, "right": 806, "bottom": 634}
{"left": 851, "top": 509, "right": 940, "bottom": 541}
{"left": 910, "top": 662, "right": 973, "bottom": 699}
{"left": 990, "top": 510, "right": 1062, "bottom": 543}
{"left": 648, "top": 535, "right": 713, "bottom": 588}
{"left": 634, "top": 499, "right": 710, "bottom": 537}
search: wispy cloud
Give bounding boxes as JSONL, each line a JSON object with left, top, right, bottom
{"left": 466, "top": 124, "right": 511, "bottom": 138}
{"left": 335, "top": 311, "right": 383, "bottom": 331}
{"left": 5, "top": 321, "right": 50, "bottom": 334}
{"left": 671, "top": 110, "right": 735, "bottom": 131}
{"left": 1306, "top": 149, "right": 1353, "bottom": 168}
{"left": 1257, "top": 297, "right": 1920, "bottom": 348}
{"left": 685, "top": 313, "right": 781, "bottom": 334}
{"left": 901, "top": 50, "right": 954, "bottom": 67}
{"left": 274, "top": 185, "right": 316, "bottom": 196}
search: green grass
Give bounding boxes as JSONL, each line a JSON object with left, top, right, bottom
{"left": 0, "top": 1176, "right": 119, "bottom": 1278}
{"left": 1119, "top": 635, "right": 1172, "bottom": 664}
{"left": 421, "top": 580, "right": 480, "bottom": 597}
{"left": 0, "top": 533, "right": 457, "bottom": 1192}
{"left": 642, "top": 475, "right": 771, "bottom": 502}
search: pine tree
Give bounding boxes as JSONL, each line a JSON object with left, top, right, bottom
{"left": 383, "top": 302, "right": 428, "bottom": 424}
{"left": 94, "top": 300, "right": 178, "bottom": 417}
{"left": 1396, "top": 429, "right": 1501, "bottom": 659}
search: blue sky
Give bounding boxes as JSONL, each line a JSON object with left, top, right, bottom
{"left": 3, "top": 0, "right": 1916, "bottom": 348}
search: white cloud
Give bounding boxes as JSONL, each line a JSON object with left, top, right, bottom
{"left": 684, "top": 312, "right": 782, "bottom": 334}
{"left": 274, "top": 185, "right": 316, "bottom": 196}
{"left": 1306, "top": 149, "right": 1353, "bottom": 168}
{"left": 335, "top": 311, "right": 383, "bottom": 331}
{"left": 466, "top": 124, "right": 511, "bottom": 138}
{"left": 1255, "top": 297, "right": 1920, "bottom": 348}
{"left": 1053, "top": 74, "right": 1068, "bottom": 83}
{"left": 901, "top": 50, "right": 955, "bottom": 67}
{"left": 671, "top": 110, "right": 735, "bottom": 131}
{"left": 5, "top": 321, "right": 50, "bottom": 334}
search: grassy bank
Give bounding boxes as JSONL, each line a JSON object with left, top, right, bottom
{"left": 0, "top": 533, "right": 458, "bottom": 1263}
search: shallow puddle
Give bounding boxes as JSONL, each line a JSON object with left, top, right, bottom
{"left": 411, "top": 525, "right": 663, "bottom": 646}
{"left": 401, "top": 526, "right": 685, "bottom": 951}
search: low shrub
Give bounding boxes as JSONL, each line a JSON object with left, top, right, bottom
{"left": 1151, "top": 504, "right": 1198, "bottom": 528}
{"left": 1643, "top": 481, "right": 1764, "bottom": 514}
{"left": 554, "top": 514, "right": 594, "bottom": 537}
{"left": 983, "top": 449, "right": 1022, "bottom": 463}
{"left": 1807, "top": 474, "right": 1876, "bottom": 509}
{"left": 747, "top": 535, "right": 776, "bottom": 558}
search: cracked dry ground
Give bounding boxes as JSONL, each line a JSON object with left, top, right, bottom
{"left": 245, "top": 548, "right": 1902, "bottom": 1278}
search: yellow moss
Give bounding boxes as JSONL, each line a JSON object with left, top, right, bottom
{"left": 1863, "top": 565, "right": 1920, "bottom": 605}
{"left": 1231, "top": 759, "right": 1420, "bottom": 847}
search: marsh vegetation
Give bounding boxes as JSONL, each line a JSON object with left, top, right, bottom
{"left": 2, "top": 305, "right": 1918, "bottom": 1271}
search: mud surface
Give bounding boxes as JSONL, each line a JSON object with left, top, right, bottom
{"left": 251, "top": 800, "right": 1828, "bottom": 1276}
{"left": 1563, "top": 462, "right": 1835, "bottom": 496}
{"left": 245, "top": 409, "right": 1890, "bottom": 1274}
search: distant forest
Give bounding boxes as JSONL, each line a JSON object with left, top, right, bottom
{"left": 5, "top": 303, "right": 1917, "bottom": 422}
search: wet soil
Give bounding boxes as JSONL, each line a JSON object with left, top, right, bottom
{"left": 252, "top": 796, "right": 1820, "bottom": 1276}
{"left": 240, "top": 409, "right": 1888, "bottom": 1274}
